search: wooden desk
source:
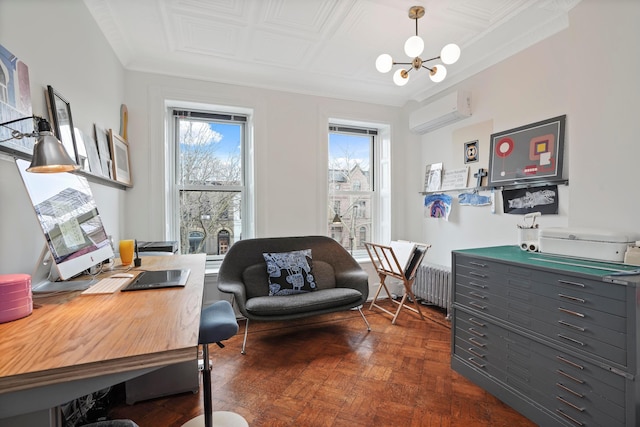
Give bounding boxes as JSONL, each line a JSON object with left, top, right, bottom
{"left": 0, "top": 254, "right": 205, "bottom": 420}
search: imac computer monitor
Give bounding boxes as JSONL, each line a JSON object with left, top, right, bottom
{"left": 15, "top": 159, "right": 114, "bottom": 289}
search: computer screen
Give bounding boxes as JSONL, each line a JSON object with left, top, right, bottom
{"left": 15, "top": 158, "right": 114, "bottom": 282}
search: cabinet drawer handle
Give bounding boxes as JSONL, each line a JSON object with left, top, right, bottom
{"left": 556, "top": 395, "right": 585, "bottom": 412}
{"left": 558, "top": 293, "right": 586, "bottom": 304}
{"left": 469, "top": 271, "right": 487, "bottom": 278}
{"left": 558, "top": 307, "right": 585, "bottom": 318}
{"left": 558, "top": 320, "right": 586, "bottom": 332}
{"left": 558, "top": 279, "right": 586, "bottom": 288}
{"left": 557, "top": 369, "right": 585, "bottom": 384}
{"left": 469, "top": 291, "right": 486, "bottom": 299}
{"left": 469, "top": 281, "right": 486, "bottom": 289}
{"left": 468, "top": 347, "right": 485, "bottom": 358}
{"left": 468, "top": 327, "right": 486, "bottom": 337}
{"left": 558, "top": 334, "right": 586, "bottom": 347}
{"left": 468, "top": 337, "right": 486, "bottom": 348}
{"left": 468, "top": 301, "right": 487, "bottom": 310}
{"left": 468, "top": 357, "right": 486, "bottom": 368}
{"left": 556, "top": 355, "right": 584, "bottom": 370}
{"left": 469, "top": 261, "right": 487, "bottom": 268}
{"left": 556, "top": 382, "right": 584, "bottom": 398}
{"left": 556, "top": 409, "right": 584, "bottom": 426}
{"left": 469, "top": 317, "right": 486, "bottom": 327}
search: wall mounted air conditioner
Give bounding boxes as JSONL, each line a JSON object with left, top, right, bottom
{"left": 409, "top": 91, "right": 472, "bottom": 134}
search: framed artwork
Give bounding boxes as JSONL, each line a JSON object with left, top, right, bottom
{"left": 72, "top": 128, "right": 89, "bottom": 171}
{"left": 488, "top": 115, "right": 565, "bottom": 187}
{"left": 76, "top": 128, "right": 101, "bottom": 174}
{"left": 94, "top": 124, "right": 112, "bottom": 178}
{"left": 424, "top": 162, "right": 443, "bottom": 192}
{"left": 464, "top": 140, "right": 478, "bottom": 163}
{"left": 503, "top": 185, "right": 559, "bottom": 215}
{"left": 109, "top": 129, "right": 132, "bottom": 186}
{"left": 46, "top": 85, "right": 79, "bottom": 163}
{"left": 0, "top": 43, "right": 34, "bottom": 156}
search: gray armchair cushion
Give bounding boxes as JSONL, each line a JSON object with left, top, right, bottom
{"left": 246, "top": 287, "right": 363, "bottom": 316}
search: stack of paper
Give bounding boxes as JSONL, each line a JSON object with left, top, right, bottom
{"left": 388, "top": 241, "right": 417, "bottom": 275}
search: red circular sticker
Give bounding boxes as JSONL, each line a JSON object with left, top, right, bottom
{"left": 495, "top": 137, "right": 514, "bottom": 158}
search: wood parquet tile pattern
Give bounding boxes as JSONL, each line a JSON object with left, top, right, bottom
{"left": 108, "top": 301, "right": 537, "bottom": 427}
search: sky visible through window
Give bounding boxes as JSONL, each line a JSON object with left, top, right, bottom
{"left": 207, "top": 122, "right": 241, "bottom": 156}
{"left": 329, "top": 132, "right": 370, "bottom": 171}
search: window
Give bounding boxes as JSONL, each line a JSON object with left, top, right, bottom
{"left": 0, "top": 64, "right": 7, "bottom": 103}
{"left": 328, "top": 123, "right": 388, "bottom": 255}
{"left": 172, "top": 109, "right": 248, "bottom": 259}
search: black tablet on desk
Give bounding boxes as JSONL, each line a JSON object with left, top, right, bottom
{"left": 121, "top": 269, "right": 190, "bottom": 291}
{"left": 137, "top": 241, "right": 178, "bottom": 253}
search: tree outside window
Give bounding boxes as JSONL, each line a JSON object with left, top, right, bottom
{"left": 175, "top": 111, "right": 245, "bottom": 256}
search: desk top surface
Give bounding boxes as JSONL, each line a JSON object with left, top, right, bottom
{"left": 0, "top": 254, "right": 205, "bottom": 394}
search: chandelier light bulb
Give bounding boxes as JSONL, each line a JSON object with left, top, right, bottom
{"left": 404, "top": 35, "right": 424, "bottom": 58}
{"left": 376, "top": 6, "right": 459, "bottom": 86}
{"left": 440, "top": 43, "right": 461, "bottom": 65}
{"left": 393, "top": 69, "right": 409, "bottom": 86}
{"left": 429, "top": 64, "right": 447, "bottom": 83}
{"left": 375, "top": 54, "right": 394, "bottom": 73}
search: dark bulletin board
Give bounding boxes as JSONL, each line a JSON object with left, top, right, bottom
{"left": 488, "top": 115, "right": 565, "bottom": 187}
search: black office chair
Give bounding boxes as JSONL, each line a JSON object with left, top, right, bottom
{"left": 182, "top": 300, "right": 248, "bottom": 427}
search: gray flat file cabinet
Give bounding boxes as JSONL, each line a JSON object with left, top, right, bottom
{"left": 451, "top": 245, "right": 639, "bottom": 427}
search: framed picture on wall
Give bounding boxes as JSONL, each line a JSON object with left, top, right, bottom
{"left": 109, "top": 129, "right": 132, "bottom": 186}
{"left": 45, "top": 85, "right": 79, "bottom": 163}
{"left": 0, "top": 43, "right": 34, "bottom": 156}
{"left": 488, "top": 115, "right": 565, "bottom": 188}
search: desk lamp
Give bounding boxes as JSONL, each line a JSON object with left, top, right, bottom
{"left": 0, "top": 115, "right": 79, "bottom": 173}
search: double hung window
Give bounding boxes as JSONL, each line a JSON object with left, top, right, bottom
{"left": 328, "top": 124, "right": 387, "bottom": 255}
{"left": 172, "top": 109, "right": 247, "bottom": 259}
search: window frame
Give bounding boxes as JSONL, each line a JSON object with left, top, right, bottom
{"left": 328, "top": 122, "right": 389, "bottom": 257}
{"left": 168, "top": 106, "right": 253, "bottom": 263}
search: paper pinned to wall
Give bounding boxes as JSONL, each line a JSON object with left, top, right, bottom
{"left": 424, "top": 194, "right": 452, "bottom": 220}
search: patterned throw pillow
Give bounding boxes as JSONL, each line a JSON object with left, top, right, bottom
{"left": 262, "top": 249, "right": 316, "bottom": 296}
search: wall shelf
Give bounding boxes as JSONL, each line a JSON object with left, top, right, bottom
{"left": 77, "top": 169, "right": 128, "bottom": 189}
{"left": 419, "top": 179, "right": 569, "bottom": 195}
{"left": 0, "top": 145, "right": 128, "bottom": 190}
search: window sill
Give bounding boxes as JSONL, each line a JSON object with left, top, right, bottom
{"left": 204, "top": 255, "right": 370, "bottom": 276}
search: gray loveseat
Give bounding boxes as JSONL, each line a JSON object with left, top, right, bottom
{"left": 217, "top": 235, "right": 371, "bottom": 353}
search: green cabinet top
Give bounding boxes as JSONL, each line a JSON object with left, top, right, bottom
{"left": 453, "top": 245, "right": 640, "bottom": 281}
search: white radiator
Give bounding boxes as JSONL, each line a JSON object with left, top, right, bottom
{"left": 412, "top": 263, "right": 452, "bottom": 317}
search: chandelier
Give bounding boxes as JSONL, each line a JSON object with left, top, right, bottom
{"left": 375, "top": 5, "right": 460, "bottom": 86}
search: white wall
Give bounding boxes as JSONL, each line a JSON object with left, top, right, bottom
{"left": 1, "top": 0, "right": 639, "bottom": 277}
{"left": 410, "top": 0, "right": 640, "bottom": 266}
{"left": 121, "top": 72, "right": 409, "bottom": 243}
{"left": 0, "top": 0, "right": 126, "bottom": 275}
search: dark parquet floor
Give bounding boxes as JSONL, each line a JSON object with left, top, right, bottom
{"left": 107, "top": 300, "right": 537, "bottom": 427}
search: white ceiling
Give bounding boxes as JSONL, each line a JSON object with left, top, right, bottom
{"left": 84, "top": 0, "right": 581, "bottom": 107}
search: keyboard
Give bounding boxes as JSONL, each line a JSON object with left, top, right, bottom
{"left": 81, "top": 277, "right": 132, "bottom": 295}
